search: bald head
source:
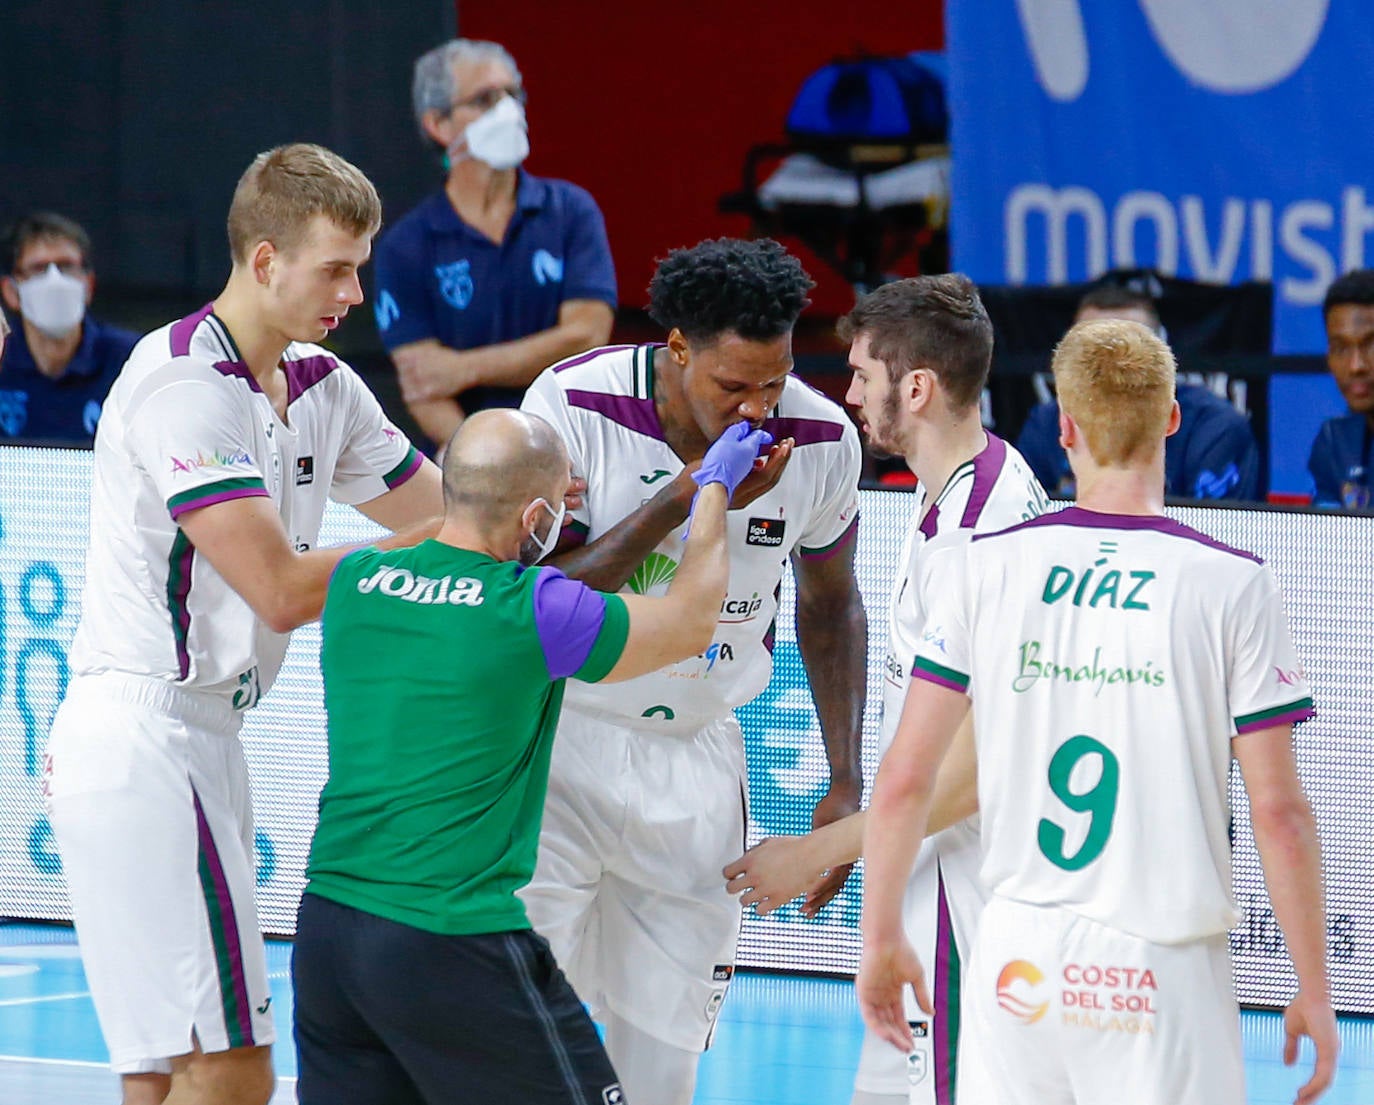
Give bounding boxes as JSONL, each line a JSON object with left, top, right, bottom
{"left": 442, "top": 409, "right": 570, "bottom": 526}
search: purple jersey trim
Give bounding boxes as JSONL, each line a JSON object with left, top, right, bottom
{"left": 974, "top": 507, "right": 1264, "bottom": 563}
{"left": 553, "top": 344, "right": 636, "bottom": 372}
{"left": 168, "top": 484, "right": 271, "bottom": 521}
{"left": 567, "top": 389, "right": 665, "bottom": 440}
{"left": 532, "top": 568, "right": 609, "bottom": 679}
{"left": 911, "top": 664, "right": 970, "bottom": 695}
{"left": 919, "top": 502, "right": 942, "bottom": 540}
{"left": 1236, "top": 702, "right": 1316, "bottom": 734}
{"left": 798, "top": 514, "right": 859, "bottom": 561}
{"left": 383, "top": 447, "right": 425, "bottom": 490}
{"left": 212, "top": 360, "right": 264, "bottom": 393}
{"left": 960, "top": 432, "right": 1008, "bottom": 527}
{"left": 169, "top": 303, "right": 214, "bottom": 358}
{"left": 761, "top": 415, "right": 846, "bottom": 447}
{"left": 286, "top": 354, "right": 340, "bottom": 403}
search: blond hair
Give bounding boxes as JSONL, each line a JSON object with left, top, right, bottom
{"left": 1052, "top": 319, "right": 1176, "bottom": 466}
{"left": 226, "top": 143, "right": 382, "bottom": 264}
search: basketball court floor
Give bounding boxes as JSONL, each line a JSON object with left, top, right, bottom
{"left": 1, "top": 922, "right": 1368, "bottom": 1103}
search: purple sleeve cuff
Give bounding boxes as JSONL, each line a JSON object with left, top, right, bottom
{"left": 532, "top": 568, "right": 608, "bottom": 680}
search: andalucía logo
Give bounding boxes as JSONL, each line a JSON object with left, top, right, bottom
{"left": 996, "top": 959, "right": 1049, "bottom": 1025}
{"left": 169, "top": 448, "right": 252, "bottom": 474}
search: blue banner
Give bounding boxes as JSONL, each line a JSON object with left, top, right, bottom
{"left": 949, "top": 0, "right": 1374, "bottom": 353}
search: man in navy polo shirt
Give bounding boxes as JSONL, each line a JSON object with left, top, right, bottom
{"left": 0, "top": 212, "right": 138, "bottom": 444}
{"left": 1309, "top": 269, "right": 1374, "bottom": 510}
{"left": 375, "top": 38, "right": 617, "bottom": 453}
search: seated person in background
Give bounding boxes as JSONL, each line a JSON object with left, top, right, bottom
{"left": 0, "top": 212, "right": 138, "bottom": 443}
{"left": 374, "top": 38, "right": 617, "bottom": 453}
{"left": 1309, "top": 269, "right": 1374, "bottom": 509}
{"left": 1016, "top": 273, "right": 1260, "bottom": 500}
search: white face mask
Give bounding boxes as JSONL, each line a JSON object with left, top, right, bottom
{"left": 17, "top": 263, "right": 87, "bottom": 338}
{"left": 459, "top": 95, "right": 530, "bottom": 171}
{"left": 521, "top": 497, "right": 566, "bottom": 566}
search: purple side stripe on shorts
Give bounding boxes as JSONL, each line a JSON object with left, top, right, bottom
{"left": 933, "top": 869, "right": 960, "bottom": 1105}
{"left": 192, "top": 789, "right": 256, "bottom": 1048}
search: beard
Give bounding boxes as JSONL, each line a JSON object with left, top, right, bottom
{"left": 862, "top": 388, "right": 906, "bottom": 459}
{"left": 517, "top": 534, "right": 542, "bottom": 568}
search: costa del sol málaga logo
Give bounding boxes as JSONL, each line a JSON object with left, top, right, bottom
{"left": 996, "top": 959, "right": 1050, "bottom": 1025}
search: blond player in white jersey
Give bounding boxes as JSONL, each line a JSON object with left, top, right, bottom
{"left": 860, "top": 319, "right": 1338, "bottom": 1105}
{"left": 724, "top": 274, "right": 1047, "bottom": 1105}
{"left": 44, "top": 145, "right": 443, "bottom": 1105}
{"left": 519, "top": 237, "right": 868, "bottom": 1105}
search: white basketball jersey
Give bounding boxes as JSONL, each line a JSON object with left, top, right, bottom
{"left": 523, "top": 344, "right": 861, "bottom": 733}
{"left": 880, "top": 433, "right": 1047, "bottom": 756}
{"left": 911, "top": 507, "right": 1314, "bottom": 943}
{"left": 69, "top": 304, "right": 421, "bottom": 707}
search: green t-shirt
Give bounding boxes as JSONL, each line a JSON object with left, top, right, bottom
{"left": 306, "top": 539, "right": 629, "bottom": 935}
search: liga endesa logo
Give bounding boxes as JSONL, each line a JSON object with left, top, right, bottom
{"left": 996, "top": 960, "right": 1049, "bottom": 1025}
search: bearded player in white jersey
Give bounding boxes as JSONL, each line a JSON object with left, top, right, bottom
{"left": 44, "top": 145, "right": 443, "bottom": 1105}
{"left": 724, "top": 274, "right": 1047, "bottom": 1105}
{"left": 519, "top": 237, "right": 867, "bottom": 1105}
{"left": 860, "top": 319, "right": 1338, "bottom": 1104}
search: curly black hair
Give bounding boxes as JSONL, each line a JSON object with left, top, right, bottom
{"left": 1323, "top": 269, "right": 1374, "bottom": 318}
{"left": 647, "top": 237, "right": 814, "bottom": 345}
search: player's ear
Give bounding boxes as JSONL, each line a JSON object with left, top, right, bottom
{"left": 1057, "top": 408, "right": 1077, "bottom": 451}
{"left": 250, "top": 241, "right": 276, "bottom": 287}
{"left": 907, "top": 367, "right": 933, "bottom": 414}
{"left": 1165, "top": 399, "right": 1182, "bottom": 438}
{"left": 666, "top": 328, "right": 690, "bottom": 367}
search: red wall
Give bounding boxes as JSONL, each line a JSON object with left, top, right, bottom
{"left": 458, "top": 2, "right": 944, "bottom": 317}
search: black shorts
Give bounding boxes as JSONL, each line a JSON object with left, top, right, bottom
{"left": 293, "top": 893, "right": 624, "bottom": 1105}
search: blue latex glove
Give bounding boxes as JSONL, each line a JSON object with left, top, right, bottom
{"left": 693, "top": 421, "right": 774, "bottom": 496}
{"left": 684, "top": 422, "right": 773, "bottom": 539}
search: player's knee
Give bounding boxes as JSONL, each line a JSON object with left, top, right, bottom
{"left": 181, "top": 1046, "right": 275, "bottom": 1105}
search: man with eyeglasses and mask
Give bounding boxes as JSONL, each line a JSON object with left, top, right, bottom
{"left": 0, "top": 212, "right": 138, "bottom": 443}
{"left": 373, "top": 38, "right": 617, "bottom": 455}
{"left": 294, "top": 407, "right": 768, "bottom": 1105}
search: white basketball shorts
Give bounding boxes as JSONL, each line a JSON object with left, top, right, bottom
{"left": 45, "top": 672, "right": 275, "bottom": 1073}
{"left": 520, "top": 709, "right": 747, "bottom": 1052}
{"left": 956, "top": 895, "right": 1244, "bottom": 1105}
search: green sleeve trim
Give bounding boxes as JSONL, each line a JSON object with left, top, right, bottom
{"left": 166, "top": 476, "right": 269, "bottom": 519}
{"left": 574, "top": 593, "right": 630, "bottom": 683}
{"left": 911, "top": 655, "right": 971, "bottom": 694}
{"left": 1235, "top": 696, "right": 1315, "bottom": 734}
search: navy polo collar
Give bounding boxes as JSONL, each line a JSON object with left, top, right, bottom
{"left": 1, "top": 310, "right": 103, "bottom": 380}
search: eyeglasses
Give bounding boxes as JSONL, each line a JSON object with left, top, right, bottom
{"left": 14, "top": 260, "right": 86, "bottom": 281}
{"left": 449, "top": 85, "right": 526, "bottom": 115}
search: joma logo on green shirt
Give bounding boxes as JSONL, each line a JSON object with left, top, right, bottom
{"left": 356, "top": 564, "right": 486, "bottom": 606}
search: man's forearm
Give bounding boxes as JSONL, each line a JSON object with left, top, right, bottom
{"left": 862, "top": 767, "right": 935, "bottom": 943}
{"left": 406, "top": 396, "right": 465, "bottom": 449}
{"left": 549, "top": 473, "right": 696, "bottom": 592}
{"left": 796, "top": 584, "right": 867, "bottom": 792}
{"left": 427, "top": 322, "right": 602, "bottom": 394}
{"left": 1252, "top": 797, "right": 1329, "bottom": 996}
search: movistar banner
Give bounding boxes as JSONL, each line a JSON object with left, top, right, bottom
{"left": 948, "top": 1, "right": 1374, "bottom": 353}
